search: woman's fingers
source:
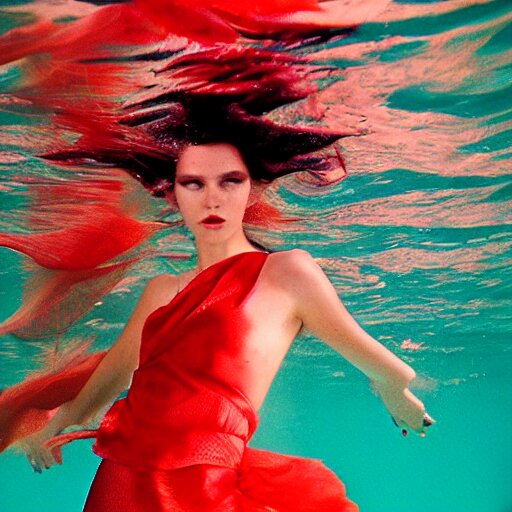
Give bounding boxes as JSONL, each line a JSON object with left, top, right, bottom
{"left": 423, "top": 412, "right": 435, "bottom": 427}
{"left": 42, "top": 446, "right": 58, "bottom": 466}
{"left": 41, "top": 449, "right": 57, "bottom": 469}
{"left": 389, "top": 390, "right": 436, "bottom": 437}
{"left": 399, "top": 411, "right": 435, "bottom": 437}
{"left": 401, "top": 388, "right": 428, "bottom": 431}
{"left": 27, "top": 454, "right": 42, "bottom": 473}
{"left": 27, "top": 452, "right": 48, "bottom": 472}
{"left": 419, "top": 411, "right": 436, "bottom": 437}
{"left": 22, "top": 427, "right": 61, "bottom": 473}
{"left": 381, "top": 386, "right": 435, "bottom": 437}
{"left": 26, "top": 446, "right": 57, "bottom": 472}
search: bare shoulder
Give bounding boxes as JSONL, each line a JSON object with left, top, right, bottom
{"left": 266, "top": 249, "right": 342, "bottom": 326}
{"left": 269, "top": 248, "right": 315, "bottom": 265}
{"left": 139, "top": 273, "right": 180, "bottom": 310}
{"left": 145, "top": 273, "right": 178, "bottom": 293}
{"left": 266, "top": 248, "right": 324, "bottom": 292}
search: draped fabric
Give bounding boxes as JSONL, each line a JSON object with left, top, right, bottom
{"left": 92, "top": 250, "right": 270, "bottom": 471}
{"left": 0, "top": 250, "right": 358, "bottom": 510}
{"left": 86, "top": 250, "right": 358, "bottom": 510}
{"left": 82, "top": 451, "right": 358, "bottom": 511}
{"left": 0, "top": 345, "right": 106, "bottom": 456}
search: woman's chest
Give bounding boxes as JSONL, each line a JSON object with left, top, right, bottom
{"left": 227, "top": 274, "right": 302, "bottom": 409}
{"left": 140, "top": 254, "right": 302, "bottom": 409}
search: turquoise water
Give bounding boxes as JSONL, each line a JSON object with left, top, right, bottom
{"left": 1, "top": 1, "right": 511, "bottom": 511}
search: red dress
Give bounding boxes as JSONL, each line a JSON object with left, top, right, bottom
{"left": 85, "top": 250, "right": 358, "bottom": 511}
{"left": 0, "top": 250, "right": 358, "bottom": 511}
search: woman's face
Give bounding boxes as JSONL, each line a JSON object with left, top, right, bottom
{"left": 170, "top": 142, "right": 255, "bottom": 242}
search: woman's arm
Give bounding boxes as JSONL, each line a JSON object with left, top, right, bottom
{"left": 280, "top": 249, "right": 434, "bottom": 434}
{"left": 23, "top": 274, "right": 178, "bottom": 471}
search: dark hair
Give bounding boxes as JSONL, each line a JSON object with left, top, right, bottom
{"left": 246, "top": 237, "right": 270, "bottom": 253}
{"left": 41, "top": 46, "right": 352, "bottom": 196}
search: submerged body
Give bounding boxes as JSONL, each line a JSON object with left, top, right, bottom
{"left": 21, "top": 143, "right": 433, "bottom": 510}
{"left": 84, "top": 250, "right": 358, "bottom": 511}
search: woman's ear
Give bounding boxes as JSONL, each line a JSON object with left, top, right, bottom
{"left": 164, "top": 188, "right": 178, "bottom": 209}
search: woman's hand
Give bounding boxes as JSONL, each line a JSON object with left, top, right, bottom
{"left": 371, "top": 380, "right": 435, "bottom": 437}
{"left": 21, "top": 426, "right": 61, "bottom": 473}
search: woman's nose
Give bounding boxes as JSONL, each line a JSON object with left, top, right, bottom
{"left": 204, "top": 185, "right": 221, "bottom": 209}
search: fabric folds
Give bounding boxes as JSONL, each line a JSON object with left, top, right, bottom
{"left": 3, "top": 251, "right": 358, "bottom": 510}
{"left": 88, "top": 250, "right": 358, "bottom": 510}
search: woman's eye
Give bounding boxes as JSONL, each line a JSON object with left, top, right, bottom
{"left": 181, "top": 180, "right": 202, "bottom": 189}
{"left": 223, "top": 178, "right": 243, "bottom": 185}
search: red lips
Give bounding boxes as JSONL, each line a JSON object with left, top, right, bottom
{"left": 200, "top": 215, "right": 225, "bottom": 225}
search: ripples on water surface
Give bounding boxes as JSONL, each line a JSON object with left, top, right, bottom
{"left": 0, "top": 1, "right": 510, "bottom": 511}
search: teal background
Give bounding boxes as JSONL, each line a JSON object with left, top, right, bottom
{"left": 1, "top": 1, "right": 511, "bottom": 511}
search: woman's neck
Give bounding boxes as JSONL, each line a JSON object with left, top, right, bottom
{"left": 195, "top": 236, "right": 260, "bottom": 271}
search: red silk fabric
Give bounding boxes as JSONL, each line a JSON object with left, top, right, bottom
{"left": 83, "top": 450, "right": 358, "bottom": 511}
{"left": 0, "top": 348, "right": 106, "bottom": 455}
{"left": 0, "top": 251, "right": 357, "bottom": 510}
{"left": 92, "top": 251, "right": 268, "bottom": 470}
{"left": 88, "top": 251, "right": 358, "bottom": 510}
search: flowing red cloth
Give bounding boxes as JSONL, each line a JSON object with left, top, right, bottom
{"left": 0, "top": 348, "right": 106, "bottom": 455}
{"left": 85, "top": 250, "right": 358, "bottom": 511}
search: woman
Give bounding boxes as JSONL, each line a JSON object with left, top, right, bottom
{"left": 0, "top": 3, "right": 434, "bottom": 509}
{"left": 20, "top": 140, "right": 434, "bottom": 511}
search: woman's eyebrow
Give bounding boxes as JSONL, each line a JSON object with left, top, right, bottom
{"left": 222, "top": 170, "right": 247, "bottom": 178}
{"left": 176, "top": 174, "right": 203, "bottom": 180}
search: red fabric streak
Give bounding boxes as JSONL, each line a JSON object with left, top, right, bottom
{"left": 0, "top": 348, "right": 105, "bottom": 454}
{"left": 87, "top": 251, "right": 358, "bottom": 509}
{"left": 0, "top": 261, "right": 136, "bottom": 338}
{"left": 0, "top": 183, "right": 163, "bottom": 337}
{"left": 135, "top": 2, "right": 240, "bottom": 44}
{"left": 82, "top": 452, "right": 358, "bottom": 511}
{"left": 243, "top": 200, "right": 297, "bottom": 227}
{"left": 133, "top": 0, "right": 377, "bottom": 43}
{"left": 0, "top": 0, "right": 377, "bottom": 63}
{"left": 1, "top": 252, "right": 358, "bottom": 509}
{"left": 0, "top": 209, "right": 161, "bottom": 271}
{"left": 0, "top": 5, "right": 163, "bottom": 65}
